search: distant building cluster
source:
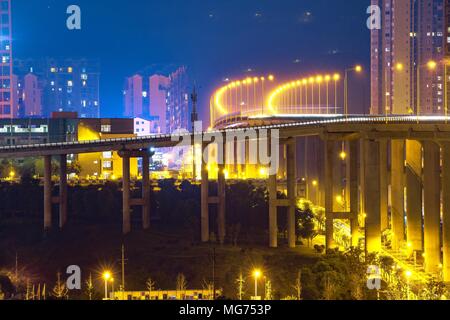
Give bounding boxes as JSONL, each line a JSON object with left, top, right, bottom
{"left": 123, "top": 66, "right": 191, "bottom": 134}
{"left": 371, "top": 0, "right": 450, "bottom": 115}
{"left": 14, "top": 58, "right": 101, "bottom": 118}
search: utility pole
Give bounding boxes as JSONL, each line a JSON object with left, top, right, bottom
{"left": 191, "top": 85, "right": 199, "bottom": 180}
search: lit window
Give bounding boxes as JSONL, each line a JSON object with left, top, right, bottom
{"left": 103, "top": 151, "right": 112, "bottom": 159}
{"left": 68, "top": 80, "right": 73, "bottom": 87}
{"left": 68, "top": 67, "right": 73, "bottom": 73}
{"left": 101, "top": 125, "right": 111, "bottom": 132}
{"left": 103, "top": 161, "right": 112, "bottom": 169}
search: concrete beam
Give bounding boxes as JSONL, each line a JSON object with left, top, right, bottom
{"left": 423, "top": 141, "right": 441, "bottom": 274}
{"left": 325, "top": 140, "right": 335, "bottom": 250}
{"left": 44, "top": 155, "right": 52, "bottom": 231}
{"left": 349, "top": 140, "right": 360, "bottom": 247}
{"left": 286, "top": 139, "right": 297, "bottom": 248}
{"left": 122, "top": 154, "right": 131, "bottom": 235}
{"left": 379, "top": 140, "right": 389, "bottom": 232}
{"left": 59, "top": 154, "right": 68, "bottom": 229}
{"left": 442, "top": 142, "right": 450, "bottom": 282}
{"left": 364, "top": 140, "right": 381, "bottom": 254}
{"left": 391, "top": 140, "right": 405, "bottom": 250}
{"left": 268, "top": 174, "right": 278, "bottom": 248}
{"left": 201, "top": 142, "right": 210, "bottom": 243}
{"left": 406, "top": 140, "right": 423, "bottom": 252}
{"left": 142, "top": 155, "right": 150, "bottom": 230}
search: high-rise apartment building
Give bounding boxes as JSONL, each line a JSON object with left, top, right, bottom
{"left": 124, "top": 74, "right": 145, "bottom": 118}
{"left": 149, "top": 74, "right": 170, "bottom": 133}
{"left": 14, "top": 58, "right": 100, "bottom": 118}
{"left": 0, "top": 0, "right": 16, "bottom": 119}
{"left": 166, "top": 66, "right": 191, "bottom": 133}
{"left": 123, "top": 66, "right": 189, "bottom": 134}
{"left": 371, "top": 0, "right": 445, "bottom": 115}
{"left": 17, "top": 73, "right": 42, "bottom": 117}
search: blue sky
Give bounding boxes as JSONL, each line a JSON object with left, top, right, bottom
{"left": 11, "top": 0, "right": 371, "bottom": 119}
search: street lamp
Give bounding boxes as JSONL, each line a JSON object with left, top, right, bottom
{"left": 253, "top": 269, "right": 262, "bottom": 299}
{"left": 103, "top": 271, "right": 111, "bottom": 300}
{"left": 344, "top": 65, "right": 363, "bottom": 117}
{"left": 333, "top": 74, "right": 341, "bottom": 114}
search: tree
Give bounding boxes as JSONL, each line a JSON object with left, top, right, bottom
{"left": 293, "top": 270, "right": 302, "bottom": 300}
{"left": 68, "top": 161, "right": 82, "bottom": 176}
{"left": 236, "top": 272, "right": 245, "bottom": 300}
{"left": 85, "top": 273, "right": 94, "bottom": 301}
{"left": 422, "top": 277, "right": 447, "bottom": 300}
{"left": 52, "top": 272, "right": 68, "bottom": 300}
{"left": 297, "top": 208, "right": 318, "bottom": 247}
{"left": 265, "top": 279, "right": 273, "bottom": 300}
{"left": 176, "top": 273, "right": 187, "bottom": 292}
{"left": 146, "top": 277, "right": 156, "bottom": 298}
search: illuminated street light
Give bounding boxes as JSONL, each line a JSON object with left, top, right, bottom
{"left": 427, "top": 60, "right": 437, "bottom": 71}
{"left": 344, "top": 65, "right": 363, "bottom": 117}
{"left": 103, "top": 271, "right": 112, "bottom": 300}
{"left": 339, "top": 151, "right": 347, "bottom": 160}
{"left": 395, "top": 63, "right": 404, "bottom": 72}
{"left": 312, "top": 180, "right": 318, "bottom": 187}
{"left": 253, "top": 269, "right": 262, "bottom": 299}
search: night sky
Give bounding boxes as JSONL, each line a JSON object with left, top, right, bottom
{"left": 11, "top": 0, "right": 371, "bottom": 120}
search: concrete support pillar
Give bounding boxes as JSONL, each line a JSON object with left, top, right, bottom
{"left": 364, "top": 139, "right": 381, "bottom": 254}
{"left": 349, "top": 141, "right": 359, "bottom": 247}
{"left": 423, "top": 141, "right": 441, "bottom": 274}
{"left": 44, "top": 155, "right": 52, "bottom": 231}
{"left": 268, "top": 174, "right": 278, "bottom": 248}
{"left": 325, "top": 140, "right": 335, "bottom": 250}
{"left": 333, "top": 143, "right": 343, "bottom": 212}
{"left": 286, "top": 139, "right": 297, "bottom": 248}
{"left": 201, "top": 143, "right": 210, "bottom": 242}
{"left": 59, "top": 155, "right": 68, "bottom": 229}
{"left": 379, "top": 140, "right": 389, "bottom": 232}
{"left": 142, "top": 155, "right": 150, "bottom": 230}
{"left": 122, "top": 154, "right": 131, "bottom": 235}
{"left": 442, "top": 142, "right": 450, "bottom": 282}
{"left": 217, "top": 161, "right": 226, "bottom": 245}
{"left": 391, "top": 140, "right": 405, "bottom": 250}
{"left": 406, "top": 140, "right": 423, "bottom": 252}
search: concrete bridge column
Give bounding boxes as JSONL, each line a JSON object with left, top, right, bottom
{"left": 441, "top": 142, "right": 450, "bottom": 282}
{"left": 201, "top": 142, "right": 210, "bottom": 243}
{"left": 217, "top": 148, "right": 226, "bottom": 245}
{"left": 142, "top": 154, "right": 150, "bottom": 230}
{"left": 391, "top": 140, "right": 405, "bottom": 250}
{"left": 122, "top": 153, "right": 131, "bottom": 235}
{"left": 286, "top": 138, "right": 297, "bottom": 248}
{"left": 268, "top": 174, "right": 278, "bottom": 248}
{"left": 349, "top": 140, "right": 359, "bottom": 247}
{"left": 59, "top": 155, "right": 68, "bottom": 229}
{"left": 44, "top": 155, "right": 52, "bottom": 231}
{"left": 406, "top": 140, "right": 423, "bottom": 252}
{"left": 423, "top": 141, "right": 441, "bottom": 274}
{"left": 364, "top": 139, "right": 381, "bottom": 254}
{"left": 325, "top": 139, "right": 335, "bottom": 250}
{"left": 379, "top": 140, "right": 389, "bottom": 232}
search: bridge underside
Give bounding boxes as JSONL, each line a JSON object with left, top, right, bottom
{"left": 3, "top": 116, "right": 450, "bottom": 281}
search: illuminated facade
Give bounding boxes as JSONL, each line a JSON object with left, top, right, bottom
{"left": 149, "top": 74, "right": 169, "bottom": 133}
{"left": 0, "top": 0, "right": 16, "bottom": 119}
{"left": 166, "top": 66, "right": 190, "bottom": 133}
{"left": 17, "top": 73, "right": 42, "bottom": 117}
{"left": 77, "top": 119, "right": 138, "bottom": 180}
{"left": 14, "top": 58, "right": 100, "bottom": 118}
{"left": 371, "top": 0, "right": 445, "bottom": 115}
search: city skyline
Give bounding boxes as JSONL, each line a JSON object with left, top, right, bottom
{"left": 9, "top": 0, "right": 370, "bottom": 121}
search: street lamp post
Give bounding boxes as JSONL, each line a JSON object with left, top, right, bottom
{"left": 103, "top": 271, "right": 111, "bottom": 300}
{"left": 253, "top": 269, "right": 261, "bottom": 299}
{"left": 344, "top": 65, "right": 362, "bottom": 118}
